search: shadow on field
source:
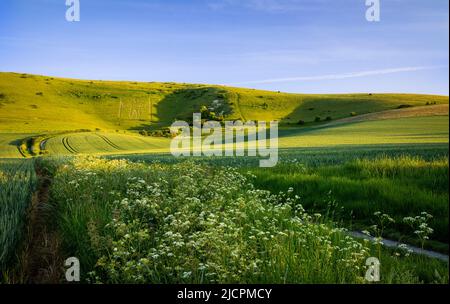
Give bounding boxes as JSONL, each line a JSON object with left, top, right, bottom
{"left": 279, "top": 94, "right": 396, "bottom": 125}
{"left": 9, "top": 137, "right": 27, "bottom": 157}
{"left": 128, "top": 87, "right": 231, "bottom": 132}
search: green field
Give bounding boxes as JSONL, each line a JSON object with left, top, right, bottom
{"left": 1, "top": 116, "right": 448, "bottom": 159}
{"left": 0, "top": 159, "right": 36, "bottom": 280}
{"left": 0, "top": 72, "right": 448, "bottom": 284}
{"left": 0, "top": 134, "right": 31, "bottom": 158}
{"left": 44, "top": 132, "right": 170, "bottom": 156}
{"left": 279, "top": 116, "right": 449, "bottom": 148}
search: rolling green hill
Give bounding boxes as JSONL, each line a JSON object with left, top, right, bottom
{"left": 0, "top": 72, "right": 448, "bottom": 158}
{"left": 1, "top": 72, "right": 448, "bottom": 132}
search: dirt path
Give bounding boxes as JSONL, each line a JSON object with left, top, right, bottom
{"left": 350, "top": 231, "right": 449, "bottom": 262}
{"left": 23, "top": 164, "right": 63, "bottom": 284}
{"left": 234, "top": 92, "right": 247, "bottom": 122}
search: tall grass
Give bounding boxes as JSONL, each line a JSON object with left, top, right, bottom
{"left": 248, "top": 155, "right": 449, "bottom": 252}
{"left": 0, "top": 159, "right": 37, "bottom": 276}
{"left": 47, "top": 156, "right": 448, "bottom": 284}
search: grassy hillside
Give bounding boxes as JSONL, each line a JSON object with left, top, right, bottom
{"left": 0, "top": 72, "right": 228, "bottom": 133}
{"left": 1, "top": 72, "right": 448, "bottom": 133}
{"left": 225, "top": 87, "right": 448, "bottom": 123}
{"left": 1, "top": 72, "right": 448, "bottom": 158}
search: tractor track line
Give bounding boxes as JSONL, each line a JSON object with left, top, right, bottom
{"left": 61, "top": 137, "right": 78, "bottom": 154}
{"left": 97, "top": 134, "right": 122, "bottom": 150}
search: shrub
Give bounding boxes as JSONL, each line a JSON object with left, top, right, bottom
{"left": 36, "top": 92, "right": 44, "bottom": 96}
{"left": 0, "top": 93, "right": 5, "bottom": 99}
{"left": 397, "top": 104, "right": 412, "bottom": 109}
{"left": 297, "top": 120, "right": 305, "bottom": 125}
{"left": 326, "top": 116, "right": 332, "bottom": 121}
{"left": 315, "top": 116, "right": 321, "bottom": 122}
{"left": 350, "top": 112, "right": 357, "bottom": 117}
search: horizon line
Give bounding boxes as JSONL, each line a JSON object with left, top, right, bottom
{"left": 0, "top": 70, "right": 448, "bottom": 97}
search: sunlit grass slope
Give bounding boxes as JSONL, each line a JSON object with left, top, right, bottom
{"left": 1, "top": 72, "right": 448, "bottom": 133}
{"left": 278, "top": 116, "right": 449, "bottom": 148}
{"left": 0, "top": 72, "right": 227, "bottom": 133}
{"left": 1, "top": 72, "right": 448, "bottom": 158}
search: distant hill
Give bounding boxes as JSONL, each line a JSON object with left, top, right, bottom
{"left": 1, "top": 72, "right": 448, "bottom": 133}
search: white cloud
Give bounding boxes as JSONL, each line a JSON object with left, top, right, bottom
{"left": 207, "top": 0, "right": 325, "bottom": 12}
{"left": 225, "top": 66, "right": 448, "bottom": 85}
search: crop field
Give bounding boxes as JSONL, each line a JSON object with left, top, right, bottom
{"left": 44, "top": 132, "right": 170, "bottom": 155}
{"left": 279, "top": 116, "right": 449, "bottom": 148}
{"left": 0, "top": 159, "right": 36, "bottom": 280}
{"left": 0, "top": 73, "right": 448, "bottom": 284}
{"left": 1, "top": 115, "right": 447, "bottom": 159}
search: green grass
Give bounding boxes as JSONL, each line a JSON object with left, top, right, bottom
{"left": 248, "top": 155, "right": 449, "bottom": 252}
{"left": 113, "top": 144, "right": 449, "bottom": 253}
{"left": 0, "top": 159, "right": 36, "bottom": 278}
{"left": 278, "top": 116, "right": 449, "bottom": 148}
{"left": 1, "top": 72, "right": 448, "bottom": 159}
{"left": 225, "top": 87, "right": 448, "bottom": 123}
{"left": 0, "top": 72, "right": 228, "bottom": 133}
{"left": 44, "top": 132, "right": 170, "bottom": 156}
{"left": 1, "top": 115, "right": 447, "bottom": 159}
{"left": 0, "top": 133, "right": 35, "bottom": 158}
{"left": 0, "top": 72, "right": 448, "bottom": 284}
{"left": 1, "top": 72, "right": 448, "bottom": 135}
{"left": 43, "top": 156, "right": 448, "bottom": 284}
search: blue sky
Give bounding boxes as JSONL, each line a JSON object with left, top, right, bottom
{"left": 0, "top": 0, "right": 448, "bottom": 94}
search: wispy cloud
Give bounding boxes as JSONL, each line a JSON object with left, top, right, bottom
{"left": 207, "top": 0, "right": 325, "bottom": 12}
{"left": 225, "top": 66, "right": 448, "bottom": 85}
